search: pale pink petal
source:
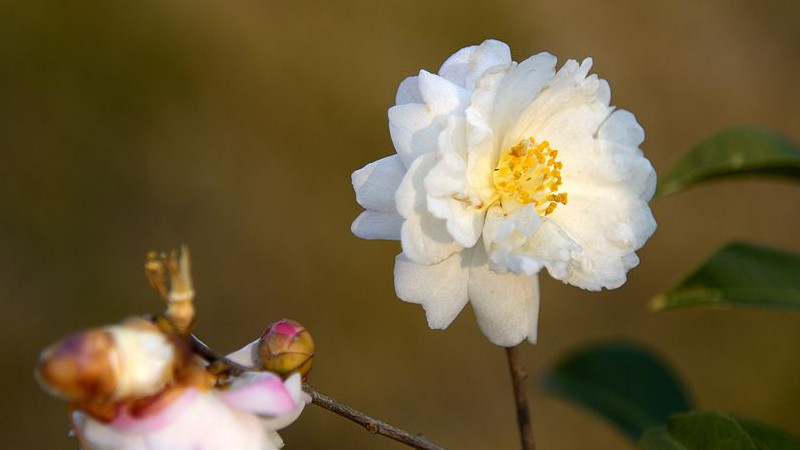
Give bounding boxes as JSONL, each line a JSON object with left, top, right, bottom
{"left": 78, "top": 390, "right": 280, "bottom": 450}
{"left": 218, "top": 372, "right": 297, "bottom": 417}
{"left": 259, "top": 374, "right": 307, "bottom": 430}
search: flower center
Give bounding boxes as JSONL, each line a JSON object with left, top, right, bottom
{"left": 492, "top": 138, "right": 567, "bottom": 215}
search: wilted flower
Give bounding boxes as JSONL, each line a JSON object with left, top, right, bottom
{"left": 73, "top": 372, "right": 306, "bottom": 450}
{"left": 351, "top": 39, "right": 656, "bottom": 346}
{"left": 36, "top": 318, "right": 178, "bottom": 404}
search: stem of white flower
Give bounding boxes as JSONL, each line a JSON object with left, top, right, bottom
{"left": 506, "top": 345, "right": 535, "bottom": 450}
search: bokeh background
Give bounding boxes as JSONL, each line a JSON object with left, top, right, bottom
{"left": 2, "top": 0, "right": 800, "bottom": 448}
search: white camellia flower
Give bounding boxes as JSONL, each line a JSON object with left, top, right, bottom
{"left": 351, "top": 39, "right": 656, "bottom": 346}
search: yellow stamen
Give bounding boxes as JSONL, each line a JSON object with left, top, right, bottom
{"left": 492, "top": 138, "right": 568, "bottom": 216}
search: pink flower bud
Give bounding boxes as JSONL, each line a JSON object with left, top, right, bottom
{"left": 257, "top": 320, "right": 314, "bottom": 379}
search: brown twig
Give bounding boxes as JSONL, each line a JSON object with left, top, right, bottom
{"left": 506, "top": 345, "right": 535, "bottom": 450}
{"left": 303, "top": 384, "right": 446, "bottom": 450}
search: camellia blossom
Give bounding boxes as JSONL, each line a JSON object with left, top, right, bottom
{"left": 351, "top": 39, "right": 656, "bottom": 346}
{"left": 74, "top": 372, "right": 306, "bottom": 450}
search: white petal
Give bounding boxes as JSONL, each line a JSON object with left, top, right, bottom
{"left": 400, "top": 214, "right": 462, "bottom": 265}
{"left": 597, "top": 108, "right": 644, "bottom": 148}
{"left": 394, "top": 251, "right": 470, "bottom": 329}
{"left": 464, "top": 107, "right": 499, "bottom": 201}
{"left": 226, "top": 340, "right": 259, "bottom": 368}
{"left": 527, "top": 220, "right": 582, "bottom": 281}
{"left": 468, "top": 245, "right": 540, "bottom": 346}
{"left": 352, "top": 155, "right": 406, "bottom": 212}
{"left": 351, "top": 210, "right": 403, "bottom": 240}
{"left": 395, "top": 152, "right": 431, "bottom": 218}
{"left": 438, "top": 39, "right": 512, "bottom": 91}
{"left": 547, "top": 191, "right": 656, "bottom": 290}
{"left": 388, "top": 103, "right": 445, "bottom": 167}
{"left": 533, "top": 103, "right": 614, "bottom": 193}
{"left": 490, "top": 52, "right": 557, "bottom": 140}
{"left": 426, "top": 196, "right": 484, "bottom": 248}
{"left": 591, "top": 141, "right": 657, "bottom": 200}
{"left": 425, "top": 118, "right": 469, "bottom": 197}
{"left": 417, "top": 70, "right": 470, "bottom": 114}
{"left": 594, "top": 110, "right": 656, "bottom": 200}
{"left": 389, "top": 73, "right": 469, "bottom": 168}
{"left": 423, "top": 116, "right": 484, "bottom": 247}
{"left": 266, "top": 432, "right": 284, "bottom": 449}
{"left": 503, "top": 57, "right": 610, "bottom": 151}
{"left": 396, "top": 76, "right": 422, "bottom": 105}
{"left": 482, "top": 203, "right": 582, "bottom": 282}
{"left": 396, "top": 154, "right": 462, "bottom": 264}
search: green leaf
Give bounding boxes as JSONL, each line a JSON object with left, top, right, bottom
{"left": 738, "top": 417, "right": 800, "bottom": 450}
{"left": 652, "top": 242, "right": 800, "bottom": 311}
{"left": 543, "top": 342, "right": 692, "bottom": 439}
{"left": 656, "top": 127, "right": 800, "bottom": 198}
{"left": 639, "top": 427, "right": 687, "bottom": 450}
{"left": 639, "top": 412, "right": 800, "bottom": 450}
{"left": 639, "top": 411, "right": 758, "bottom": 450}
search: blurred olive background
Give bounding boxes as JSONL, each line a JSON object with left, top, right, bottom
{"left": 2, "top": 0, "right": 800, "bottom": 448}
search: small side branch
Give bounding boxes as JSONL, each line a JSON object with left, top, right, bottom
{"left": 303, "top": 384, "right": 446, "bottom": 450}
{"left": 188, "top": 334, "right": 249, "bottom": 377}
{"left": 506, "top": 345, "right": 535, "bottom": 450}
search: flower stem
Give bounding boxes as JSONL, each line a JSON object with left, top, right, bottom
{"left": 302, "top": 384, "right": 446, "bottom": 450}
{"left": 188, "top": 334, "right": 446, "bottom": 450}
{"left": 505, "top": 345, "right": 535, "bottom": 450}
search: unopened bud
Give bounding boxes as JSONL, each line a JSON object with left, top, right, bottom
{"left": 257, "top": 320, "right": 314, "bottom": 380}
{"left": 36, "top": 318, "right": 177, "bottom": 403}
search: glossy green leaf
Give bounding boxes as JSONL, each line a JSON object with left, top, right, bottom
{"left": 738, "top": 417, "right": 800, "bottom": 450}
{"left": 639, "top": 411, "right": 758, "bottom": 450}
{"left": 639, "top": 411, "right": 800, "bottom": 450}
{"left": 652, "top": 242, "right": 800, "bottom": 311}
{"left": 543, "top": 343, "right": 692, "bottom": 439}
{"left": 656, "top": 127, "right": 800, "bottom": 198}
